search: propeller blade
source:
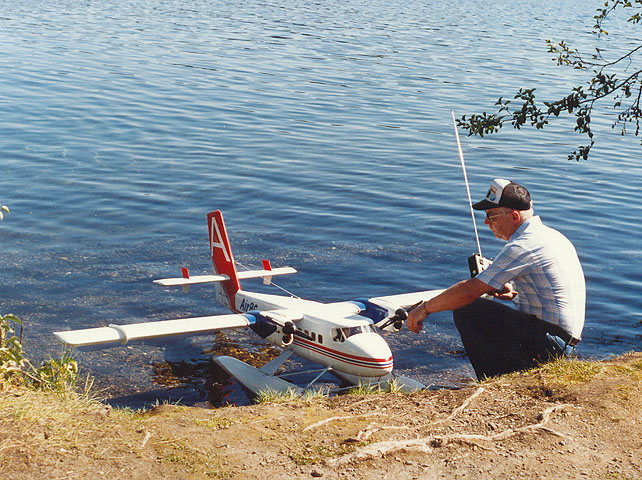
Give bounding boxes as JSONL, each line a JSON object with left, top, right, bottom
{"left": 376, "top": 301, "right": 422, "bottom": 332}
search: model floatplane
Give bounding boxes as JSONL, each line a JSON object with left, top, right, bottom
{"left": 54, "top": 211, "right": 444, "bottom": 396}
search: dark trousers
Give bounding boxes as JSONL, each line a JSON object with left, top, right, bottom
{"left": 453, "top": 298, "right": 567, "bottom": 380}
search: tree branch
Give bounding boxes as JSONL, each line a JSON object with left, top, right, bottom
{"left": 461, "top": 1, "right": 642, "bottom": 161}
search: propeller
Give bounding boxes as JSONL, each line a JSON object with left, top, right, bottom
{"left": 376, "top": 301, "right": 423, "bottom": 332}
{"left": 376, "top": 308, "right": 407, "bottom": 332}
{"left": 280, "top": 320, "right": 313, "bottom": 345}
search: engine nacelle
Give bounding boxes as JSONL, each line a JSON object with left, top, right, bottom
{"left": 354, "top": 298, "right": 416, "bottom": 332}
{"left": 353, "top": 298, "right": 392, "bottom": 323}
{"left": 246, "top": 310, "right": 310, "bottom": 346}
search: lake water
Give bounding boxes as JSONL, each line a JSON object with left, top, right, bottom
{"left": 1, "top": 0, "right": 641, "bottom": 407}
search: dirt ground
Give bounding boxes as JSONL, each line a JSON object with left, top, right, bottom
{"left": 1, "top": 353, "right": 641, "bottom": 480}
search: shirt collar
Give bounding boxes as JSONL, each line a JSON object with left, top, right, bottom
{"left": 509, "top": 215, "right": 541, "bottom": 240}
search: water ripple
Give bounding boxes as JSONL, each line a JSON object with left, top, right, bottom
{"left": 0, "top": 0, "right": 637, "bottom": 406}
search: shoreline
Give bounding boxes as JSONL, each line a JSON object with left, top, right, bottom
{"left": 1, "top": 353, "right": 641, "bottom": 479}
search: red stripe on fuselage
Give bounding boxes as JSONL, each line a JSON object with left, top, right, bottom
{"left": 292, "top": 337, "right": 393, "bottom": 371}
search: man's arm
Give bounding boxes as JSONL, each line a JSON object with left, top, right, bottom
{"left": 406, "top": 277, "right": 495, "bottom": 333}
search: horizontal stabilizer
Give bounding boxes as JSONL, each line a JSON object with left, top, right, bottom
{"left": 54, "top": 313, "right": 256, "bottom": 348}
{"left": 154, "top": 274, "right": 229, "bottom": 287}
{"left": 154, "top": 266, "right": 297, "bottom": 287}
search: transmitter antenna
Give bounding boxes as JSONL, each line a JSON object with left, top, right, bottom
{"left": 451, "top": 111, "right": 482, "bottom": 257}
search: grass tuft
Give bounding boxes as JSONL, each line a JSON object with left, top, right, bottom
{"left": 347, "top": 377, "right": 406, "bottom": 395}
{"left": 537, "top": 357, "right": 602, "bottom": 384}
{"left": 255, "top": 387, "right": 303, "bottom": 404}
{"left": 255, "top": 386, "right": 331, "bottom": 404}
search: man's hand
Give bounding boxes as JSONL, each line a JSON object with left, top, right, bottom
{"left": 493, "top": 283, "right": 518, "bottom": 301}
{"left": 406, "top": 303, "right": 428, "bottom": 334}
{"left": 405, "top": 278, "right": 495, "bottom": 334}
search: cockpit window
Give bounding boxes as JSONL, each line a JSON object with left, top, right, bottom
{"left": 332, "top": 324, "right": 376, "bottom": 342}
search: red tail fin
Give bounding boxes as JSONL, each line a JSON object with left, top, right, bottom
{"left": 207, "top": 210, "right": 241, "bottom": 311}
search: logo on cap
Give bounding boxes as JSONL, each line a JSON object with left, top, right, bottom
{"left": 487, "top": 185, "right": 498, "bottom": 203}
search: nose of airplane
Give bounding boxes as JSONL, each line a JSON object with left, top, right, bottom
{"left": 344, "top": 332, "right": 394, "bottom": 376}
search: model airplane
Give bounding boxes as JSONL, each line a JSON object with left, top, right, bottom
{"left": 54, "top": 211, "right": 444, "bottom": 396}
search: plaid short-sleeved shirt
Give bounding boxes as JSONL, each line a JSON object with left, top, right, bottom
{"left": 476, "top": 216, "right": 585, "bottom": 339}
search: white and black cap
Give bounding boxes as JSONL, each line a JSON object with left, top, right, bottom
{"left": 472, "top": 178, "right": 532, "bottom": 211}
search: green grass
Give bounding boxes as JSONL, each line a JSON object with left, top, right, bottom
{"left": 537, "top": 357, "right": 603, "bottom": 384}
{"left": 346, "top": 377, "right": 406, "bottom": 395}
{"left": 255, "top": 386, "right": 329, "bottom": 404}
{"left": 289, "top": 443, "right": 353, "bottom": 465}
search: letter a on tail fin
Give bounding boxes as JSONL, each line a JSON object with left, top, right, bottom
{"left": 207, "top": 210, "right": 241, "bottom": 311}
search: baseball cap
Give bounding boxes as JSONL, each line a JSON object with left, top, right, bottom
{"left": 472, "top": 178, "right": 532, "bottom": 211}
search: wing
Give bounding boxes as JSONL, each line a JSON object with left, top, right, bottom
{"left": 54, "top": 309, "right": 303, "bottom": 348}
{"left": 368, "top": 289, "right": 445, "bottom": 309}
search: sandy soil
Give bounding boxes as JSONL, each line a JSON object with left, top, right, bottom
{"left": 1, "top": 353, "right": 641, "bottom": 479}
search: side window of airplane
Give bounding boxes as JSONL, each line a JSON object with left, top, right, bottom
{"left": 311, "top": 332, "right": 316, "bottom": 342}
{"left": 333, "top": 328, "right": 346, "bottom": 343}
{"left": 318, "top": 334, "right": 323, "bottom": 344}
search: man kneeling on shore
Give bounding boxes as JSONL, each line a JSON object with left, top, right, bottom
{"left": 406, "top": 179, "right": 585, "bottom": 379}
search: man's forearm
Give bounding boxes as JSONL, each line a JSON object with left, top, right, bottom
{"left": 406, "top": 277, "right": 495, "bottom": 334}
{"left": 423, "top": 278, "right": 494, "bottom": 314}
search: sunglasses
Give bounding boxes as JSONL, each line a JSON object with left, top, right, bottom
{"left": 485, "top": 211, "right": 511, "bottom": 222}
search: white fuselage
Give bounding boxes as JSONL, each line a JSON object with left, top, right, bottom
{"left": 233, "top": 291, "right": 394, "bottom": 379}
